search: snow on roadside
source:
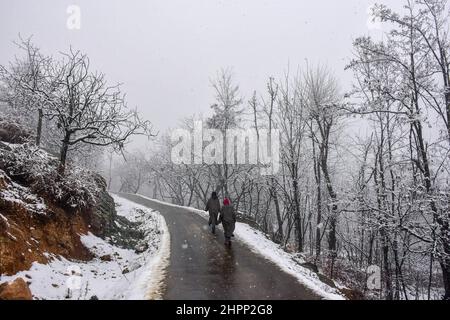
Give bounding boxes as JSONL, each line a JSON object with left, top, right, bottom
{"left": 110, "top": 194, "right": 170, "bottom": 299}
{"left": 234, "top": 223, "right": 344, "bottom": 300}
{"left": 0, "top": 195, "right": 170, "bottom": 300}
{"left": 137, "top": 195, "right": 345, "bottom": 300}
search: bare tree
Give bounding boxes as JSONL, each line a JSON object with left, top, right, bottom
{"left": 346, "top": 0, "right": 450, "bottom": 299}
{"left": 374, "top": 0, "right": 450, "bottom": 143}
{"left": 44, "top": 49, "right": 154, "bottom": 174}
{"left": 277, "top": 71, "right": 308, "bottom": 252}
{"left": 207, "top": 68, "right": 243, "bottom": 197}
{"left": 303, "top": 65, "right": 342, "bottom": 275}
{"left": 0, "top": 36, "right": 52, "bottom": 145}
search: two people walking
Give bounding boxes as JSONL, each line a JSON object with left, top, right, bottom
{"left": 205, "top": 192, "right": 236, "bottom": 246}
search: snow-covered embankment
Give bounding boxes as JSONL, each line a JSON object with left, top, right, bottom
{"left": 0, "top": 195, "right": 170, "bottom": 300}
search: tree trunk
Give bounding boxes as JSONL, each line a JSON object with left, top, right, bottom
{"left": 270, "top": 178, "right": 283, "bottom": 242}
{"left": 381, "top": 231, "right": 393, "bottom": 300}
{"left": 293, "top": 178, "right": 303, "bottom": 252}
{"left": 445, "top": 90, "right": 450, "bottom": 144}
{"left": 36, "top": 108, "right": 43, "bottom": 146}
{"left": 368, "top": 233, "right": 375, "bottom": 266}
{"left": 441, "top": 243, "right": 450, "bottom": 300}
{"left": 313, "top": 139, "right": 322, "bottom": 261}
{"left": 153, "top": 178, "right": 158, "bottom": 198}
{"left": 134, "top": 170, "right": 143, "bottom": 194}
{"left": 58, "top": 131, "right": 71, "bottom": 175}
{"left": 107, "top": 155, "right": 113, "bottom": 191}
{"left": 321, "top": 159, "right": 337, "bottom": 254}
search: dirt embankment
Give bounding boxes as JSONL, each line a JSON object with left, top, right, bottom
{"left": 0, "top": 172, "right": 93, "bottom": 275}
{"left": 0, "top": 122, "right": 136, "bottom": 299}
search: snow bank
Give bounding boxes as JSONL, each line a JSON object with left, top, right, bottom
{"left": 135, "top": 195, "right": 345, "bottom": 300}
{"left": 0, "top": 195, "right": 170, "bottom": 300}
{"left": 111, "top": 194, "right": 171, "bottom": 299}
{"left": 233, "top": 223, "right": 344, "bottom": 300}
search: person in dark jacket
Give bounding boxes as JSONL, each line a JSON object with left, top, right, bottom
{"left": 219, "top": 197, "right": 236, "bottom": 246}
{"left": 205, "top": 191, "right": 220, "bottom": 234}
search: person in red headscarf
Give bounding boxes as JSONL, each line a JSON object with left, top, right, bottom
{"left": 218, "top": 197, "right": 236, "bottom": 246}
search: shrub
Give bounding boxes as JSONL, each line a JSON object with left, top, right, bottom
{"left": 0, "top": 143, "right": 103, "bottom": 210}
{"left": 0, "top": 117, "right": 33, "bottom": 144}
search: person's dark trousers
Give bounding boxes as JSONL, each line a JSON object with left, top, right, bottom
{"left": 209, "top": 213, "right": 218, "bottom": 234}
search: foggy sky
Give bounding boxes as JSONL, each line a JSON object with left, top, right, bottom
{"left": 0, "top": 0, "right": 403, "bottom": 136}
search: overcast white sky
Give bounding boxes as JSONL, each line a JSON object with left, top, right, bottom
{"left": 0, "top": 0, "right": 403, "bottom": 134}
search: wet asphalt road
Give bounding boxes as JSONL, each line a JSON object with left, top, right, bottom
{"left": 118, "top": 194, "right": 321, "bottom": 300}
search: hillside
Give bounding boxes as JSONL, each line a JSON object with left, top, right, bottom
{"left": 0, "top": 133, "right": 168, "bottom": 299}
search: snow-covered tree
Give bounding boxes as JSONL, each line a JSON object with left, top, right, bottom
{"left": 46, "top": 49, "right": 154, "bottom": 174}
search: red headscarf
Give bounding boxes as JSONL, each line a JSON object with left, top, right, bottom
{"left": 223, "top": 198, "right": 230, "bottom": 206}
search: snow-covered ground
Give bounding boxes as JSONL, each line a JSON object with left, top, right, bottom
{"left": 233, "top": 223, "right": 344, "bottom": 300}
{"left": 137, "top": 196, "right": 345, "bottom": 300}
{"left": 0, "top": 169, "right": 47, "bottom": 215}
{"left": 0, "top": 195, "right": 170, "bottom": 300}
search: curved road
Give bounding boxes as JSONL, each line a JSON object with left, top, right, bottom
{"left": 119, "top": 193, "right": 320, "bottom": 300}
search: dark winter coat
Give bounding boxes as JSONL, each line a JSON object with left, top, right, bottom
{"left": 219, "top": 204, "right": 236, "bottom": 239}
{"left": 205, "top": 197, "right": 221, "bottom": 224}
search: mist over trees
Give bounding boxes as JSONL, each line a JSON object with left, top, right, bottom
{"left": 108, "top": 0, "right": 450, "bottom": 300}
